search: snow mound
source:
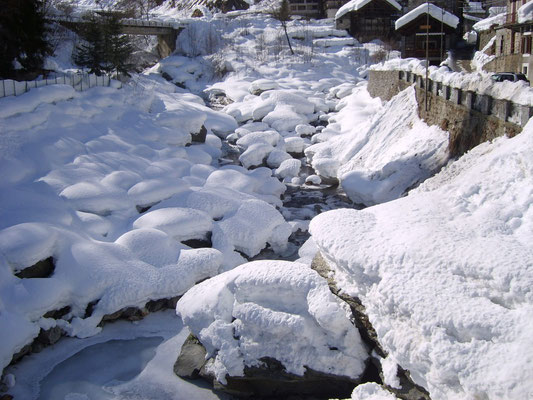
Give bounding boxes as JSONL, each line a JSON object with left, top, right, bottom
{"left": 176, "top": 260, "right": 369, "bottom": 384}
{"left": 307, "top": 85, "right": 448, "bottom": 205}
{"left": 212, "top": 199, "right": 291, "bottom": 258}
{"left": 310, "top": 120, "right": 533, "bottom": 399}
{"left": 133, "top": 207, "right": 213, "bottom": 242}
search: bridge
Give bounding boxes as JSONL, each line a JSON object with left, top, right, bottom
{"left": 50, "top": 15, "right": 188, "bottom": 58}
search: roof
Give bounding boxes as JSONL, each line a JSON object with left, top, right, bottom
{"left": 335, "top": 0, "right": 402, "bottom": 20}
{"left": 395, "top": 3, "right": 460, "bottom": 30}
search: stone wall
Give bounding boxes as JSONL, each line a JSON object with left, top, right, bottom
{"left": 367, "top": 70, "right": 529, "bottom": 157}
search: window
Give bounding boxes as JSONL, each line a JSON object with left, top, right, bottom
{"left": 522, "top": 35, "right": 532, "bottom": 54}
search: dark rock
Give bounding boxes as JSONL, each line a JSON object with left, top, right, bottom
{"left": 32, "top": 326, "right": 65, "bottom": 353}
{"left": 311, "top": 252, "right": 384, "bottom": 357}
{"left": 15, "top": 257, "right": 55, "bottom": 279}
{"left": 174, "top": 334, "right": 207, "bottom": 379}
{"left": 175, "top": 337, "right": 359, "bottom": 399}
{"left": 101, "top": 306, "right": 147, "bottom": 323}
{"left": 191, "top": 125, "right": 207, "bottom": 143}
{"left": 220, "top": 357, "right": 359, "bottom": 399}
{"left": 182, "top": 232, "right": 212, "bottom": 248}
{"left": 43, "top": 305, "right": 71, "bottom": 320}
{"left": 84, "top": 300, "right": 99, "bottom": 318}
{"left": 10, "top": 344, "right": 32, "bottom": 364}
{"left": 0, "top": 394, "right": 14, "bottom": 400}
{"left": 145, "top": 296, "right": 180, "bottom": 313}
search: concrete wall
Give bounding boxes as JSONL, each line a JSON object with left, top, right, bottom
{"left": 367, "top": 70, "right": 528, "bottom": 157}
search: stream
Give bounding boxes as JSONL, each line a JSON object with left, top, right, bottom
{"left": 5, "top": 90, "right": 362, "bottom": 400}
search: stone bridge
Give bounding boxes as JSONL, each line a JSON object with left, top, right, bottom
{"left": 52, "top": 15, "right": 187, "bottom": 58}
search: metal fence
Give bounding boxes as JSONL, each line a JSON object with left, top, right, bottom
{"left": 0, "top": 72, "right": 119, "bottom": 98}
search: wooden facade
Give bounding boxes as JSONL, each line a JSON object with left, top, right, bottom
{"left": 336, "top": 0, "right": 403, "bottom": 43}
{"left": 396, "top": 13, "right": 458, "bottom": 63}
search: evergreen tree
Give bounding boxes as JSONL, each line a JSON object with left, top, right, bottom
{"left": 74, "top": 15, "right": 105, "bottom": 75}
{"left": 0, "top": 0, "right": 52, "bottom": 78}
{"left": 103, "top": 14, "right": 134, "bottom": 76}
{"left": 74, "top": 12, "right": 133, "bottom": 76}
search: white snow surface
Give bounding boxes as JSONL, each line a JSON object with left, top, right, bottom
{"left": 176, "top": 260, "right": 369, "bottom": 384}
{"left": 373, "top": 57, "right": 533, "bottom": 105}
{"left": 309, "top": 120, "right": 533, "bottom": 399}
{"left": 336, "top": 0, "right": 401, "bottom": 20}
{"left": 395, "top": 3, "right": 460, "bottom": 30}
{"left": 472, "top": 12, "right": 506, "bottom": 31}
{"left": 0, "top": 75, "right": 287, "bottom": 374}
{"left": 518, "top": 1, "right": 533, "bottom": 23}
{"left": 306, "top": 85, "right": 449, "bottom": 205}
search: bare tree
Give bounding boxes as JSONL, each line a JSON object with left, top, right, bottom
{"left": 271, "top": 0, "right": 294, "bottom": 55}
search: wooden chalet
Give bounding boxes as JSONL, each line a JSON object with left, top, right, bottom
{"left": 335, "top": 0, "right": 403, "bottom": 43}
{"left": 395, "top": 3, "right": 459, "bottom": 64}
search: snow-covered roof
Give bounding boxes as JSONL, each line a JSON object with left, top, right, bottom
{"left": 472, "top": 11, "right": 506, "bottom": 31}
{"left": 335, "top": 0, "right": 402, "bottom": 20}
{"left": 518, "top": 1, "right": 533, "bottom": 23}
{"left": 395, "top": 3, "right": 459, "bottom": 30}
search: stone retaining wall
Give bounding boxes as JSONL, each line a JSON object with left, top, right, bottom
{"left": 367, "top": 70, "right": 530, "bottom": 157}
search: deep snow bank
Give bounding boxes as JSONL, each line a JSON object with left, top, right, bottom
{"left": 177, "top": 260, "right": 369, "bottom": 384}
{"left": 309, "top": 119, "right": 533, "bottom": 399}
{"left": 306, "top": 85, "right": 449, "bottom": 205}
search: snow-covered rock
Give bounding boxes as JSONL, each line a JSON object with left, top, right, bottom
{"left": 176, "top": 260, "right": 369, "bottom": 388}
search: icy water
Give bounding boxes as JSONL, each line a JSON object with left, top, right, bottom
{"left": 38, "top": 337, "right": 163, "bottom": 400}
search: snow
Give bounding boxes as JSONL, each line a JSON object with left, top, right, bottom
{"left": 351, "top": 383, "right": 399, "bottom": 400}
{"left": 305, "top": 85, "right": 448, "bottom": 205}
{"left": 373, "top": 57, "right": 533, "bottom": 105}
{"left": 395, "top": 3, "right": 460, "bottom": 30}
{"left": 519, "top": 1, "right": 533, "bottom": 23}
{"left": 472, "top": 12, "right": 506, "bottom": 31}
{"left": 3, "top": 3, "right": 533, "bottom": 400}
{"left": 336, "top": 0, "right": 401, "bottom": 20}
{"left": 309, "top": 120, "right": 533, "bottom": 399}
{"left": 176, "top": 260, "right": 369, "bottom": 384}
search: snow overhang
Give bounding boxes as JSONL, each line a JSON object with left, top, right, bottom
{"left": 395, "top": 3, "right": 459, "bottom": 30}
{"left": 518, "top": 1, "right": 533, "bottom": 23}
{"left": 335, "top": 0, "right": 402, "bottom": 20}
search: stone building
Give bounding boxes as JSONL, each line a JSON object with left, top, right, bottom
{"left": 486, "top": 0, "right": 533, "bottom": 79}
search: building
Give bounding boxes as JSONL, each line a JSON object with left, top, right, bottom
{"left": 395, "top": 3, "right": 460, "bottom": 63}
{"left": 489, "top": 0, "right": 533, "bottom": 79}
{"left": 335, "top": 0, "right": 403, "bottom": 43}
{"left": 288, "top": 0, "right": 325, "bottom": 18}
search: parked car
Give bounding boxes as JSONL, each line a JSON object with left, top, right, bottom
{"left": 491, "top": 72, "right": 530, "bottom": 84}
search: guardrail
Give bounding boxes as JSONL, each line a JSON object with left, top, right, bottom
{"left": 399, "top": 70, "right": 533, "bottom": 127}
{"left": 0, "top": 72, "right": 120, "bottom": 98}
{"left": 48, "top": 15, "right": 186, "bottom": 30}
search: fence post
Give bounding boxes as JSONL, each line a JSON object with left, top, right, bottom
{"left": 13, "top": 80, "right": 16, "bottom": 96}
{"left": 1, "top": 80, "right": 4, "bottom": 98}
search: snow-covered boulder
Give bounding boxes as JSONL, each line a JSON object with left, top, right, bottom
{"left": 275, "top": 158, "right": 302, "bottom": 180}
{"left": 211, "top": 199, "right": 291, "bottom": 258}
{"left": 176, "top": 260, "right": 369, "bottom": 398}
{"left": 133, "top": 207, "right": 213, "bottom": 242}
